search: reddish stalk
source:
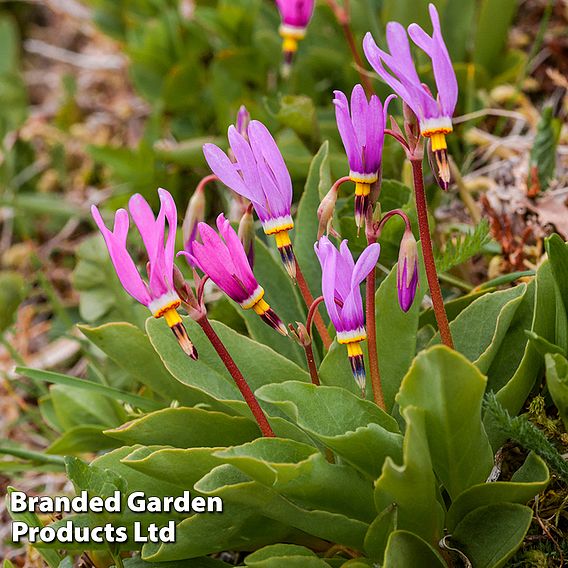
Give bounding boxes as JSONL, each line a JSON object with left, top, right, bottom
{"left": 296, "top": 261, "right": 332, "bottom": 350}
{"left": 197, "top": 315, "right": 275, "bottom": 437}
{"left": 410, "top": 158, "right": 454, "bottom": 349}
{"left": 196, "top": 174, "right": 219, "bottom": 192}
{"left": 325, "top": 0, "right": 374, "bottom": 97}
{"left": 302, "top": 296, "right": 327, "bottom": 386}
{"left": 365, "top": 265, "right": 385, "bottom": 410}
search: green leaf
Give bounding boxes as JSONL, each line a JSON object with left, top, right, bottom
{"left": 145, "top": 316, "right": 310, "bottom": 417}
{"left": 487, "top": 260, "right": 557, "bottom": 445}
{"left": 153, "top": 136, "right": 224, "bottom": 167}
{"left": 16, "top": 367, "right": 162, "bottom": 412}
{"left": 382, "top": 530, "right": 446, "bottom": 568}
{"left": 124, "top": 556, "right": 227, "bottom": 568}
{"left": 80, "top": 322, "right": 205, "bottom": 406}
{"left": 46, "top": 425, "right": 122, "bottom": 455}
{"left": 376, "top": 244, "right": 426, "bottom": 411}
{"left": 0, "top": 271, "right": 26, "bottom": 333}
{"left": 216, "top": 438, "right": 376, "bottom": 522}
{"left": 436, "top": 285, "right": 526, "bottom": 373}
{"left": 105, "top": 407, "right": 260, "bottom": 448}
{"left": 446, "top": 452, "right": 549, "bottom": 531}
{"left": 545, "top": 353, "right": 568, "bottom": 430}
{"left": 374, "top": 407, "right": 445, "bottom": 547}
{"left": 529, "top": 106, "right": 561, "bottom": 190}
{"left": 397, "top": 346, "right": 493, "bottom": 500}
{"left": 191, "top": 464, "right": 368, "bottom": 552}
{"left": 363, "top": 504, "right": 397, "bottom": 564}
{"left": 434, "top": 219, "right": 490, "bottom": 273}
{"left": 245, "top": 544, "right": 331, "bottom": 567}
{"left": 294, "top": 141, "right": 331, "bottom": 299}
{"left": 6, "top": 487, "right": 63, "bottom": 568}
{"left": 451, "top": 503, "right": 533, "bottom": 568}
{"left": 256, "top": 381, "right": 402, "bottom": 478}
{"left": 545, "top": 234, "right": 568, "bottom": 313}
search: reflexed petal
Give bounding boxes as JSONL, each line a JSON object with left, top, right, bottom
{"left": 351, "top": 242, "right": 381, "bottom": 287}
{"left": 203, "top": 143, "right": 251, "bottom": 199}
{"left": 350, "top": 84, "right": 368, "bottom": 151}
{"left": 129, "top": 193, "right": 158, "bottom": 265}
{"left": 158, "top": 188, "right": 178, "bottom": 289}
{"left": 248, "top": 120, "right": 293, "bottom": 208}
{"left": 91, "top": 205, "right": 151, "bottom": 306}
{"left": 228, "top": 126, "right": 262, "bottom": 200}
{"left": 333, "top": 90, "right": 363, "bottom": 173}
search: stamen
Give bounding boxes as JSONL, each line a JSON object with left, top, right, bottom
{"left": 346, "top": 341, "right": 366, "bottom": 397}
{"left": 423, "top": 130, "right": 451, "bottom": 191}
{"left": 162, "top": 307, "right": 198, "bottom": 360}
{"left": 274, "top": 230, "right": 296, "bottom": 280}
{"left": 243, "top": 292, "right": 288, "bottom": 336}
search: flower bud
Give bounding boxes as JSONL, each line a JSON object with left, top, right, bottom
{"left": 397, "top": 228, "right": 419, "bottom": 312}
{"left": 236, "top": 105, "right": 250, "bottom": 139}
{"left": 317, "top": 186, "right": 338, "bottom": 240}
{"left": 182, "top": 185, "right": 205, "bottom": 263}
{"left": 289, "top": 322, "right": 311, "bottom": 347}
{"left": 238, "top": 203, "right": 255, "bottom": 268}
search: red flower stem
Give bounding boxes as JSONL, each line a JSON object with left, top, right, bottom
{"left": 410, "top": 158, "right": 454, "bottom": 349}
{"left": 304, "top": 343, "right": 320, "bottom": 386}
{"left": 296, "top": 260, "right": 332, "bottom": 350}
{"left": 384, "top": 129, "right": 410, "bottom": 151}
{"left": 196, "top": 315, "right": 275, "bottom": 437}
{"left": 196, "top": 174, "right": 219, "bottom": 192}
{"left": 365, "top": 256, "right": 385, "bottom": 410}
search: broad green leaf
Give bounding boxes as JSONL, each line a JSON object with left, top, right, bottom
{"left": 397, "top": 346, "right": 493, "bottom": 500}
{"left": 294, "top": 141, "right": 331, "bottom": 298}
{"left": 383, "top": 530, "right": 446, "bottom": 568}
{"left": 374, "top": 407, "right": 444, "bottom": 547}
{"left": 446, "top": 452, "right": 549, "bottom": 530}
{"left": 545, "top": 353, "right": 568, "bottom": 430}
{"left": 435, "top": 285, "right": 526, "bottom": 373}
{"left": 256, "top": 381, "right": 402, "bottom": 478}
{"left": 238, "top": 237, "right": 305, "bottom": 365}
{"left": 46, "top": 425, "right": 122, "bottom": 455}
{"left": 121, "top": 446, "right": 226, "bottom": 490}
{"left": 65, "top": 456, "right": 126, "bottom": 498}
{"left": 245, "top": 544, "right": 331, "bottom": 567}
{"left": 80, "top": 322, "right": 205, "bottom": 407}
{"left": 6, "top": 487, "right": 63, "bottom": 568}
{"left": 545, "top": 234, "right": 568, "bottom": 315}
{"left": 216, "top": 438, "right": 376, "bottom": 522}
{"left": 375, "top": 244, "right": 426, "bottom": 411}
{"left": 451, "top": 503, "right": 533, "bottom": 568}
{"left": 488, "top": 260, "right": 557, "bottom": 446}
{"left": 419, "top": 289, "right": 487, "bottom": 329}
{"left": 529, "top": 106, "right": 560, "bottom": 190}
{"left": 192, "top": 464, "right": 368, "bottom": 551}
{"left": 146, "top": 315, "right": 310, "bottom": 416}
{"left": 124, "top": 555, "right": 227, "bottom": 568}
{"left": 105, "top": 407, "right": 260, "bottom": 448}
{"left": 142, "top": 499, "right": 297, "bottom": 561}
{"left": 363, "top": 504, "right": 397, "bottom": 564}
{"left": 16, "top": 367, "right": 162, "bottom": 412}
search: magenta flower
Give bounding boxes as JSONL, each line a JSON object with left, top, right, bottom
{"left": 236, "top": 105, "right": 251, "bottom": 138}
{"left": 333, "top": 85, "right": 391, "bottom": 229}
{"left": 91, "top": 188, "right": 197, "bottom": 359}
{"left": 203, "top": 120, "right": 296, "bottom": 279}
{"left": 363, "top": 4, "right": 457, "bottom": 186}
{"left": 314, "top": 236, "right": 380, "bottom": 393}
{"left": 276, "top": 0, "right": 315, "bottom": 64}
{"left": 181, "top": 214, "right": 287, "bottom": 336}
{"left": 397, "top": 228, "right": 419, "bottom": 312}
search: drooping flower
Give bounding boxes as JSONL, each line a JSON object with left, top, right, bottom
{"left": 275, "top": 0, "right": 315, "bottom": 66}
{"left": 314, "top": 236, "right": 381, "bottom": 394}
{"left": 397, "top": 227, "right": 419, "bottom": 312}
{"left": 181, "top": 214, "right": 288, "bottom": 336}
{"left": 92, "top": 188, "right": 197, "bottom": 359}
{"left": 363, "top": 3, "right": 458, "bottom": 188}
{"left": 333, "top": 85, "right": 390, "bottom": 229}
{"left": 203, "top": 120, "right": 296, "bottom": 279}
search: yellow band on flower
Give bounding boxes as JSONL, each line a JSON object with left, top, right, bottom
{"left": 282, "top": 35, "right": 299, "bottom": 53}
{"left": 428, "top": 132, "right": 448, "bottom": 152}
{"left": 252, "top": 298, "right": 270, "bottom": 316}
{"left": 274, "top": 229, "right": 292, "bottom": 248}
{"left": 162, "top": 306, "right": 182, "bottom": 328}
{"left": 354, "top": 182, "right": 371, "bottom": 197}
{"left": 346, "top": 341, "right": 364, "bottom": 357}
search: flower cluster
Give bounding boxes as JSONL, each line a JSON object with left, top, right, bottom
{"left": 94, "top": 1, "right": 457, "bottom": 395}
